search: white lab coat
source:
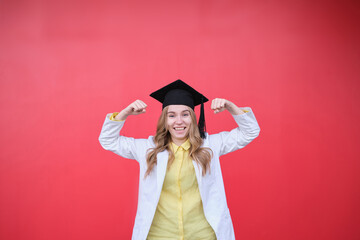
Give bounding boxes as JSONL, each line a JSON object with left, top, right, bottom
{"left": 99, "top": 108, "right": 260, "bottom": 240}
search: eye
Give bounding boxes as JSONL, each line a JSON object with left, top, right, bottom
{"left": 168, "top": 114, "right": 175, "bottom": 118}
{"left": 182, "top": 113, "right": 189, "bottom": 117}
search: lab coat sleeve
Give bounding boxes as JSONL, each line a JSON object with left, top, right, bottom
{"left": 98, "top": 113, "right": 148, "bottom": 161}
{"left": 208, "top": 107, "right": 260, "bottom": 156}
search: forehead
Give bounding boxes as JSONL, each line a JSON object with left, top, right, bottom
{"left": 167, "top": 105, "right": 190, "bottom": 112}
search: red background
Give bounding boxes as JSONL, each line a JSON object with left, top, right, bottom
{"left": 1, "top": 0, "right": 359, "bottom": 239}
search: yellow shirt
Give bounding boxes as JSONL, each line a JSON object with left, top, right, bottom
{"left": 147, "top": 140, "right": 216, "bottom": 240}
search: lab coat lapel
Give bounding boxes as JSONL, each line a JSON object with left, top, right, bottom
{"left": 156, "top": 151, "right": 169, "bottom": 194}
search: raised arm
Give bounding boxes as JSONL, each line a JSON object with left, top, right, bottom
{"left": 99, "top": 100, "right": 149, "bottom": 161}
{"left": 209, "top": 98, "right": 260, "bottom": 156}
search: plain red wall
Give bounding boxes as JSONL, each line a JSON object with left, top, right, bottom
{"left": 1, "top": 0, "right": 359, "bottom": 239}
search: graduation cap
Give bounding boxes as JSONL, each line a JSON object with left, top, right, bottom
{"left": 150, "top": 79, "right": 208, "bottom": 139}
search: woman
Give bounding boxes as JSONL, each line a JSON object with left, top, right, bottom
{"left": 99, "top": 80, "right": 260, "bottom": 240}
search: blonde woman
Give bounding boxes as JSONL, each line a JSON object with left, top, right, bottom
{"left": 99, "top": 80, "right": 260, "bottom": 240}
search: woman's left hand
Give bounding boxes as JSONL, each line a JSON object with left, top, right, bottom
{"left": 211, "top": 98, "right": 245, "bottom": 115}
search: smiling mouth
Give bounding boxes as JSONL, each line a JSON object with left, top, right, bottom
{"left": 174, "top": 127, "right": 186, "bottom": 131}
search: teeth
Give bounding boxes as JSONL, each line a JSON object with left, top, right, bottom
{"left": 175, "top": 127, "right": 185, "bottom": 130}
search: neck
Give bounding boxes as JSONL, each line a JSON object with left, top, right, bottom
{"left": 171, "top": 138, "right": 186, "bottom": 146}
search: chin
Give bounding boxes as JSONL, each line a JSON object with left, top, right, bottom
{"left": 170, "top": 132, "right": 189, "bottom": 142}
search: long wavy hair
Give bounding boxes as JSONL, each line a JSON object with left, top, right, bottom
{"left": 145, "top": 106, "right": 213, "bottom": 177}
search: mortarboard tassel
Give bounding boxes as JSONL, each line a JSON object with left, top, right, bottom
{"left": 198, "top": 96, "right": 206, "bottom": 139}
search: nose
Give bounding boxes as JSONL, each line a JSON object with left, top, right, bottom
{"left": 175, "top": 115, "right": 183, "bottom": 124}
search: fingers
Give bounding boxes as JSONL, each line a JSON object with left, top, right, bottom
{"left": 129, "top": 100, "right": 147, "bottom": 114}
{"left": 211, "top": 98, "right": 227, "bottom": 114}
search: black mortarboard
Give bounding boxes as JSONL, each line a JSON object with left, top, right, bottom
{"left": 150, "top": 79, "right": 208, "bottom": 138}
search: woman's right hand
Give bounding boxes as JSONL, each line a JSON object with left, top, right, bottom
{"left": 115, "top": 100, "right": 147, "bottom": 121}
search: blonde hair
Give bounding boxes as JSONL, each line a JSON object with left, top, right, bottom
{"left": 145, "top": 106, "right": 212, "bottom": 177}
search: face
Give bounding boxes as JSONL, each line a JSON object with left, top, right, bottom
{"left": 166, "top": 105, "right": 192, "bottom": 145}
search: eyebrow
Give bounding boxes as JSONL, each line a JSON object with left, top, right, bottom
{"left": 167, "top": 110, "right": 190, "bottom": 114}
